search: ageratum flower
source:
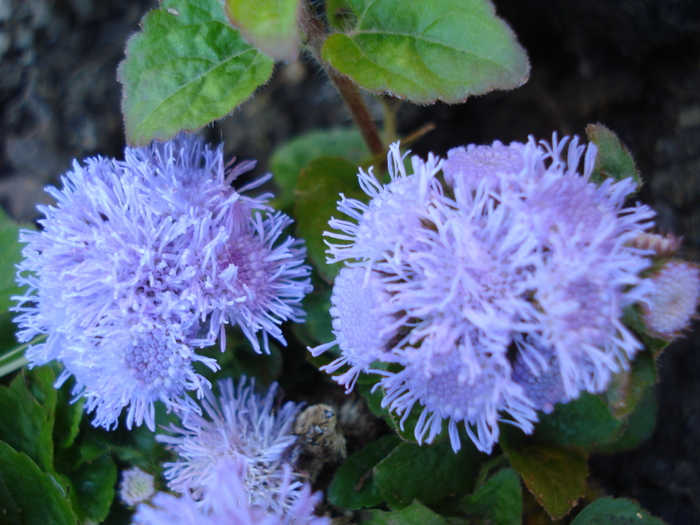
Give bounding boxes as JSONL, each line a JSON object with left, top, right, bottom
{"left": 158, "top": 377, "right": 303, "bottom": 514}
{"left": 313, "top": 135, "right": 655, "bottom": 453}
{"left": 13, "top": 134, "right": 311, "bottom": 430}
{"left": 132, "top": 457, "right": 329, "bottom": 525}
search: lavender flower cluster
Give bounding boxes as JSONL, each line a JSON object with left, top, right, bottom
{"left": 13, "top": 134, "right": 312, "bottom": 430}
{"left": 313, "top": 135, "right": 660, "bottom": 453}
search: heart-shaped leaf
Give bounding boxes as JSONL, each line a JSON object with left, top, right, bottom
{"left": 225, "top": 0, "right": 302, "bottom": 60}
{"left": 119, "top": 0, "right": 274, "bottom": 145}
{"left": 322, "top": 0, "right": 529, "bottom": 104}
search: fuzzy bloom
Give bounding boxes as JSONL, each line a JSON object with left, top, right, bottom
{"left": 13, "top": 134, "right": 311, "bottom": 430}
{"left": 157, "top": 377, "right": 303, "bottom": 513}
{"left": 313, "top": 135, "right": 655, "bottom": 453}
{"left": 120, "top": 467, "right": 156, "bottom": 507}
{"left": 132, "top": 457, "right": 329, "bottom": 525}
{"left": 641, "top": 260, "right": 700, "bottom": 339}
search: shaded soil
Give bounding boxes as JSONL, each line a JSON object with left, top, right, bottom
{"left": 1, "top": 0, "right": 699, "bottom": 523}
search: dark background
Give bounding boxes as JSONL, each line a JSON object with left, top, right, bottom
{"left": 1, "top": 1, "right": 699, "bottom": 522}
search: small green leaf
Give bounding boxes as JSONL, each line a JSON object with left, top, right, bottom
{"left": 363, "top": 500, "right": 449, "bottom": 525}
{"left": 605, "top": 350, "right": 656, "bottom": 419}
{"left": 388, "top": 404, "right": 447, "bottom": 445}
{"left": 571, "top": 497, "right": 666, "bottom": 525}
{"left": 119, "top": 0, "right": 274, "bottom": 145}
{"left": 69, "top": 455, "right": 118, "bottom": 524}
{"left": 292, "top": 282, "right": 334, "bottom": 348}
{"left": 322, "top": 0, "right": 529, "bottom": 104}
{"left": 54, "top": 378, "right": 84, "bottom": 451}
{"left": 535, "top": 393, "right": 624, "bottom": 449}
{"left": 356, "top": 378, "right": 390, "bottom": 420}
{"left": 500, "top": 429, "right": 587, "bottom": 520}
{"left": 0, "top": 367, "right": 56, "bottom": 473}
{"left": 329, "top": 434, "right": 402, "bottom": 509}
{"left": 374, "top": 439, "right": 484, "bottom": 509}
{"left": 270, "top": 128, "right": 369, "bottom": 210}
{"left": 462, "top": 467, "right": 522, "bottom": 525}
{"left": 326, "top": 0, "right": 354, "bottom": 30}
{"left": 596, "top": 387, "right": 657, "bottom": 454}
{"left": 295, "top": 157, "right": 367, "bottom": 282}
{"left": 623, "top": 304, "right": 671, "bottom": 358}
{"left": 0, "top": 442, "right": 77, "bottom": 525}
{"left": 225, "top": 0, "right": 302, "bottom": 60}
{"left": 0, "top": 207, "right": 31, "bottom": 314}
{"left": 585, "top": 124, "right": 642, "bottom": 187}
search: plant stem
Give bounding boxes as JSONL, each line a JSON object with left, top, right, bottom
{"left": 300, "top": 3, "right": 384, "bottom": 156}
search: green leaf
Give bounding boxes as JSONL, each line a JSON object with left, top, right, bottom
{"left": 0, "top": 206, "right": 30, "bottom": 314}
{"left": 535, "top": 393, "right": 624, "bottom": 449}
{"left": 363, "top": 500, "right": 449, "bottom": 525}
{"left": 225, "top": 0, "right": 302, "bottom": 60}
{"left": 292, "top": 283, "right": 334, "bottom": 348}
{"left": 596, "top": 387, "right": 657, "bottom": 454}
{"left": 585, "top": 124, "right": 642, "bottom": 187}
{"left": 270, "top": 128, "right": 369, "bottom": 210}
{"left": 0, "top": 367, "right": 56, "bottom": 473}
{"left": 462, "top": 467, "right": 522, "bottom": 525}
{"left": 388, "top": 404, "right": 447, "bottom": 445}
{"left": 622, "top": 304, "right": 670, "bottom": 358}
{"left": 0, "top": 441, "right": 77, "bottom": 525}
{"left": 69, "top": 455, "right": 118, "bottom": 524}
{"left": 119, "top": 0, "right": 274, "bottom": 145}
{"left": 605, "top": 350, "right": 656, "bottom": 419}
{"left": 322, "top": 0, "right": 529, "bottom": 104}
{"left": 326, "top": 0, "right": 354, "bottom": 31}
{"left": 329, "top": 434, "right": 402, "bottom": 509}
{"left": 53, "top": 378, "right": 84, "bottom": 451}
{"left": 571, "top": 497, "right": 666, "bottom": 525}
{"left": 500, "top": 429, "right": 587, "bottom": 520}
{"left": 295, "top": 156, "right": 367, "bottom": 282}
{"left": 374, "top": 439, "right": 484, "bottom": 509}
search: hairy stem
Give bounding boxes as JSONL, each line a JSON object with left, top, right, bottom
{"left": 300, "top": 3, "right": 384, "bottom": 156}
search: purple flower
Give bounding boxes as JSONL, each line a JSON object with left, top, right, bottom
{"left": 313, "top": 135, "right": 655, "bottom": 453}
{"left": 132, "top": 457, "right": 329, "bottom": 525}
{"left": 13, "top": 134, "right": 311, "bottom": 430}
{"left": 157, "top": 377, "right": 303, "bottom": 513}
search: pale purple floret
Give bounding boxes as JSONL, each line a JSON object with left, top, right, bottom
{"left": 132, "top": 457, "right": 329, "bottom": 525}
{"left": 443, "top": 140, "right": 525, "bottom": 192}
{"left": 157, "top": 377, "right": 303, "bottom": 514}
{"left": 313, "top": 135, "right": 655, "bottom": 454}
{"left": 309, "top": 266, "right": 394, "bottom": 392}
{"left": 13, "top": 134, "right": 311, "bottom": 430}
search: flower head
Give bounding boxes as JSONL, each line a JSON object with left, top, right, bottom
{"left": 312, "top": 135, "right": 655, "bottom": 453}
{"left": 132, "top": 457, "right": 329, "bottom": 525}
{"left": 640, "top": 260, "right": 700, "bottom": 340}
{"left": 13, "top": 134, "right": 311, "bottom": 430}
{"left": 120, "top": 467, "right": 156, "bottom": 507}
{"left": 157, "top": 377, "right": 303, "bottom": 513}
